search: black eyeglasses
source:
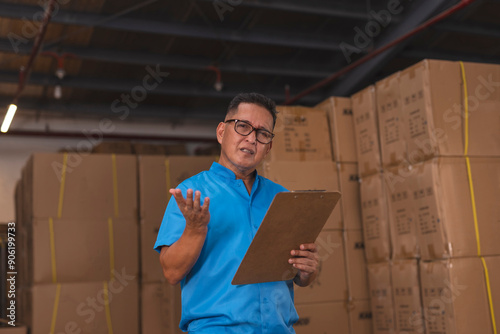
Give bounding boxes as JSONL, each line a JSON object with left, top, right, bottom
{"left": 224, "top": 119, "right": 275, "bottom": 144}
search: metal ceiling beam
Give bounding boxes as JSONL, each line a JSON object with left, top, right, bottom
{"left": 0, "top": 70, "right": 322, "bottom": 104}
{"left": 0, "top": 2, "right": 343, "bottom": 52}
{"left": 0, "top": 97, "right": 226, "bottom": 121}
{"left": 433, "top": 21, "right": 500, "bottom": 39}
{"left": 0, "top": 39, "right": 333, "bottom": 79}
{"left": 328, "top": 0, "right": 458, "bottom": 96}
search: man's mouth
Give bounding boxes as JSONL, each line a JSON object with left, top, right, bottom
{"left": 240, "top": 148, "right": 254, "bottom": 155}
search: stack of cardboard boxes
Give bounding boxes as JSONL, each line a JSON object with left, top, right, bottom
{"left": 15, "top": 153, "right": 140, "bottom": 334}
{"left": 137, "top": 155, "right": 215, "bottom": 334}
{"left": 260, "top": 104, "right": 372, "bottom": 334}
{"left": 355, "top": 59, "right": 500, "bottom": 334}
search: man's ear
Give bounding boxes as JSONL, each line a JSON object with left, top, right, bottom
{"left": 265, "top": 141, "right": 273, "bottom": 156}
{"left": 216, "top": 122, "right": 225, "bottom": 144}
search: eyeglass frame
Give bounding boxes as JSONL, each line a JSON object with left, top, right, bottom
{"left": 224, "top": 119, "right": 275, "bottom": 144}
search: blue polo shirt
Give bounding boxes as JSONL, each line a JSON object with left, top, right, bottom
{"left": 154, "top": 162, "right": 298, "bottom": 333}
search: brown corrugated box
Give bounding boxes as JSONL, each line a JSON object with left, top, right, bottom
{"left": 22, "top": 280, "right": 139, "bottom": 334}
{"left": 138, "top": 155, "right": 215, "bottom": 282}
{"left": 391, "top": 259, "right": 424, "bottom": 334}
{"left": 28, "top": 218, "right": 138, "bottom": 284}
{"left": 376, "top": 72, "right": 406, "bottom": 168}
{"left": 0, "top": 326, "right": 27, "bottom": 333}
{"left": 260, "top": 160, "right": 342, "bottom": 230}
{"left": 384, "top": 164, "right": 419, "bottom": 259}
{"left": 367, "top": 261, "right": 396, "bottom": 334}
{"left": 270, "top": 106, "right": 333, "bottom": 161}
{"left": 411, "top": 157, "right": 500, "bottom": 260}
{"left": 315, "top": 96, "right": 358, "bottom": 162}
{"left": 349, "top": 300, "right": 374, "bottom": 334}
{"left": 352, "top": 85, "right": 382, "bottom": 177}
{"left": 22, "top": 153, "right": 138, "bottom": 220}
{"left": 360, "top": 173, "right": 391, "bottom": 263}
{"left": 295, "top": 302, "right": 350, "bottom": 334}
{"left": 295, "top": 231, "right": 347, "bottom": 304}
{"left": 399, "top": 59, "right": 500, "bottom": 164}
{"left": 344, "top": 230, "right": 370, "bottom": 301}
{"left": 141, "top": 282, "right": 182, "bottom": 334}
{"left": 338, "top": 163, "right": 362, "bottom": 230}
{"left": 420, "top": 256, "right": 500, "bottom": 334}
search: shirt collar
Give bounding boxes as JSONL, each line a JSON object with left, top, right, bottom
{"left": 210, "top": 162, "right": 259, "bottom": 181}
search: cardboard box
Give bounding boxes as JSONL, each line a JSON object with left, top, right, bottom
{"left": 295, "top": 231, "right": 347, "bottom": 304}
{"left": 367, "top": 262, "right": 396, "bottom": 334}
{"left": 384, "top": 164, "right": 419, "bottom": 259}
{"left": 141, "top": 282, "right": 182, "bottom": 334}
{"left": 22, "top": 153, "right": 137, "bottom": 220}
{"left": 315, "top": 97, "right": 357, "bottom": 162}
{"left": 376, "top": 72, "right": 406, "bottom": 168}
{"left": 295, "top": 302, "right": 350, "bottom": 334}
{"left": 360, "top": 173, "right": 391, "bottom": 263}
{"left": 260, "top": 160, "right": 342, "bottom": 230}
{"left": 132, "top": 143, "right": 188, "bottom": 156}
{"left": 352, "top": 85, "right": 382, "bottom": 177}
{"left": 349, "top": 300, "right": 374, "bottom": 334}
{"left": 338, "top": 163, "right": 362, "bottom": 230}
{"left": 0, "top": 326, "right": 27, "bottom": 333}
{"left": 92, "top": 141, "right": 133, "bottom": 154}
{"left": 138, "top": 155, "right": 215, "bottom": 282}
{"left": 399, "top": 59, "right": 500, "bottom": 164}
{"left": 344, "top": 230, "right": 370, "bottom": 301}
{"left": 391, "top": 260, "right": 424, "bottom": 334}
{"left": 420, "top": 256, "right": 500, "bottom": 334}
{"left": 27, "top": 218, "right": 138, "bottom": 284}
{"left": 410, "top": 157, "right": 500, "bottom": 260}
{"left": 23, "top": 280, "right": 139, "bottom": 334}
{"left": 271, "top": 106, "right": 333, "bottom": 161}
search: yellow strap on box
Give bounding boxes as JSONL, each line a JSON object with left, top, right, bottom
{"left": 460, "top": 61, "right": 497, "bottom": 334}
{"left": 108, "top": 217, "right": 115, "bottom": 281}
{"left": 165, "top": 159, "right": 171, "bottom": 200}
{"left": 49, "top": 283, "right": 62, "bottom": 334}
{"left": 57, "top": 153, "right": 68, "bottom": 219}
{"left": 103, "top": 281, "right": 114, "bottom": 334}
{"left": 111, "top": 154, "right": 119, "bottom": 218}
{"left": 49, "top": 217, "right": 57, "bottom": 283}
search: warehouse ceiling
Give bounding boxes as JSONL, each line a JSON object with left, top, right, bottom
{"left": 0, "top": 0, "right": 499, "bottom": 125}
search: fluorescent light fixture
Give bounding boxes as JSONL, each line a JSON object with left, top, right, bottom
{"left": 1, "top": 104, "right": 18, "bottom": 133}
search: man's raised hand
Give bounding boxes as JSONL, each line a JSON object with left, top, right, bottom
{"left": 170, "top": 188, "right": 210, "bottom": 231}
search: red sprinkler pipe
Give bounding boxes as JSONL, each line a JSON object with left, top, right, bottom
{"left": 284, "top": 0, "right": 478, "bottom": 105}
{"left": 13, "top": 0, "right": 57, "bottom": 102}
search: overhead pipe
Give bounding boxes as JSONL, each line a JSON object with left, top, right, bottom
{"left": 284, "top": 0, "right": 478, "bottom": 105}
{"left": 13, "top": 0, "right": 57, "bottom": 103}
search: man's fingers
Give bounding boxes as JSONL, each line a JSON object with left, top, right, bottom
{"left": 193, "top": 190, "right": 202, "bottom": 210}
{"left": 299, "top": 243, "right": 317, "bottom": 252}
{"left": 201, "top": 197, "right": 210, "bottom": 212}
{"left": 169, "top": 188, "right": 186, "bottom": 206}
{"left": 185, "top": 189, "right": 194, "bottom": 208}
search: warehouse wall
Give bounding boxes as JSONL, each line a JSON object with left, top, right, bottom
{"left": 0, "top": 113, "right": 217, "bottom": 222}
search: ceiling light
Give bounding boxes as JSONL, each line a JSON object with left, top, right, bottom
{"left": 1, "top": 104, "right": 18, "bottom": 133}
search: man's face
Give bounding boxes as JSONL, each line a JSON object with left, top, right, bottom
{"left": 216, "top": 102, "right": 274, "bottom": 175}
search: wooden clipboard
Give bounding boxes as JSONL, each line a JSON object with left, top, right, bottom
{"left": 232, "top": 190, "right": 341, "bottom": 285}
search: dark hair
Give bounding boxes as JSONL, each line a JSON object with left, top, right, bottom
{"left": 226, "top": 92, "right": 277, "bottom": 129}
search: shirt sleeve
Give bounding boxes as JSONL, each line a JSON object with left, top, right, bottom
{"left": 153, "top": 186, "right": 187, "bottom": 253}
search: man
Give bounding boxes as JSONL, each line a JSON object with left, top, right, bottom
{"left": 154, "top": 92, "right": 319, "bottom": 333}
